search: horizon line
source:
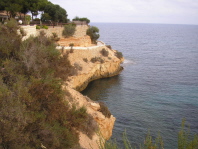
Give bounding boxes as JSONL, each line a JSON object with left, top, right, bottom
{"left": 90, "top": 22, "right": 198, "bottom": 26}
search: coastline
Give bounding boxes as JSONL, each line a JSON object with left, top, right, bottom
{"left": 63, "top": 45, "right": 124, "bottom": 149}
{"left": 65, "top": 45, "right": 124, "bottom": 91}
{"left": 20, "top": 24, "right": 124, "bottom": 148}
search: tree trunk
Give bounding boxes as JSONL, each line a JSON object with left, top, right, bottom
{"left": 31, "top": 12, "right": 33, "bottom": 20}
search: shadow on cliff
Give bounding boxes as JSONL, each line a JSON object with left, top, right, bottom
{"left": 81, "top": 75, "right": 122, "bottom": 101}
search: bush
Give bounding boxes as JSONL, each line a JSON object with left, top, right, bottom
{"left": 115, "top": 51, "right": 123, "bottom": 59}
{"left": 62, "top": 23, "right": 76, "bottom": 38}
{"left": 100, "top": 119, "right": 198, "bottom": 149}
{"left": 68, "top": 106, "right": 98, "bottom": 138}
{"left": 178, "top": 119, "right": 198, "bottom": 149}
{"left": 69, "top": 43, "right": 75, "bottom": 53}
{"left": 83, "top": 58, "right": 88, "bottom": 63}
{"left": 20, "top": 28, "right": 27, "bottom": 37}
{"left": 36, "top": 25, "right": 40, "bottom": 29}
{"left": 100, "top": 48, "right": 109, "bottom": 57}
{"left": 86, "top": 26, "right": 100, "bottom": 44}
{"left": 0, "top": 20, "right": 94, "bottom": 148}
{"left": 42, "top": 25, "right": 48, "bottom": 29}
{"left": 98, "top": 102, "right": 111, "bottom": 118}
{"left": 0, "top": 18, "right": 21, "bottom": 65}
{"left": 73, "top": 16, "right": 90, "bottom": 24}
{"left": 69, "top": 43, "right": 74, "bottom": 47}
{"left": 91, "top": 57, "right": 104, "bottom": 63}
{"left": 106, "top": 45, "right": 112, "bottom": 49}
{"left": 51, "top": 32, "right": 60, "bottom": 41}
{"left": 36, "top": 25, "right": 48, "bottom": 30}
{"left": 79, "top": 18, "right": 90, "bottom": 24}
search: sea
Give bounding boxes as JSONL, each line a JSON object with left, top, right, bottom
{"left": 82, "top": 23, "right": 198, "bottom": 149}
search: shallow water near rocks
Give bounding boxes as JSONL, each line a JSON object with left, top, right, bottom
{"left": 82, "top": 23, "right": 198, "bottom": 148}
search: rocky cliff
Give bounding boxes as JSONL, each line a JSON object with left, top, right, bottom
{"left": 65, "top": 46, "right": 124, "bottom": 91}
{"left": 63, "top": 45, "right": 124, "bottom": 149}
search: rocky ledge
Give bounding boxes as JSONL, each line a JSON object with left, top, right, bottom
{"left": 62, "top": 45, "right": 124, "bottom": 149}
{"left": 66, "top": 45, "right": 124, "bottom": 91}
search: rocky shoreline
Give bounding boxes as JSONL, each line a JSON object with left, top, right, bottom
{"left": 64, "top": 45, "right": 124, "bottom": 149}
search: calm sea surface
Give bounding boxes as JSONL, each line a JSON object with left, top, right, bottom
{"left": 82, "top": 23, "right": 198, "bottom": 148}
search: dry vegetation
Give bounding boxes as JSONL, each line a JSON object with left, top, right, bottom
{"left": 0, "top": 19, "right": 97, "bottom": 149}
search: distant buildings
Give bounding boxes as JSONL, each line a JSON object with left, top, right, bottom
{"left": 0, "top": 11, "right": 30, "bottom": 23}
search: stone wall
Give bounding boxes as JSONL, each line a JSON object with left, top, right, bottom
{"left": 37, "top": 26, "right": 64, "bottom": 38}
{"left": 20, "top": 25, "right": 37, "bottom": 40}
{"left": 20, "top": 25, "right": 89, "bottom": 40}
{"left": 73, "top": 25, "right": 89, "bottom": 37}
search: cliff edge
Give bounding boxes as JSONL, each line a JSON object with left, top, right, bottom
{"left": 62, "top": 45, "right": 123, "bottom": 149}
{"left": 65, "top": 45, "right": 124, "bottom": 91}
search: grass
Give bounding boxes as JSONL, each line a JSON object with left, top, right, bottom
{"left": 99, "top": 119, "right": 198, "bottom": 149}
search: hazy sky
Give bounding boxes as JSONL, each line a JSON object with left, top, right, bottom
{"left": 49, "top": 0, "right": 198, "bottom": 25}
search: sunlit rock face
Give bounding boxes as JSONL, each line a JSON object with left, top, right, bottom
{"left": 63, "top": 46, "right": 123, "bottom": 149}
{"left": 66, "top": 46, "right": 124, "bottom": 91}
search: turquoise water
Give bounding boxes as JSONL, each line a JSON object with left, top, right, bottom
{"left": 82, "top": 23, "right": 198, "bottom": 148}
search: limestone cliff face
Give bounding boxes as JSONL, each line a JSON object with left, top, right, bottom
{"left": 64, "top": 45, "right": 124, "bottom": 149}
{"left": 65, "top": 46, "right": 124, "bottom": 92}
{"left": 57, "top": 35, "right": 92, "bottom": 47}
{"left": 65, "top": 87, "right": 116, "bottom": 149}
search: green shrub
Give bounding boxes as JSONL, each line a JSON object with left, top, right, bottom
{"left": 42, "top": 25, "right": 48, "bottom": 29}
{"left": 100, "top": 119, "right": 198, "bottom": 149}
{"left": 36, "top": 25, "right": 40, "bottom": 29}
{"left": 62, "top": 23, "right": 76, "bottom": 38}
{"left": 100, "top": 48, "right": 109, "bottom": 57}
{"left": 91, "top": 57, "right": 104, "bottom": 63}
{"left": 25, "top": 15, "right": 31, "bottom": 25}
{"left": 51, "top": 32, "right": 60, "bottom": 41}
{"left": 68, "top": 106, "right": 88, "bottom": 127}
{"left": 69, "top": 43, "right": 74, "bottom": 53}
{"left": 86, "top": 26, "right": 100, "bottom": 44}
{"left": 68, "top": 106, "right": 98, "bottom": 139}
{"left": 106, "top": 45, "right": 112, "bottom": 49}
{"left": 36, "top": 25, "right": 48, "bottom": 30}
{"left": 0, "top": 18, "right": 21, "bottom": 65}
{"left": 115, "top": 50, "right": 123, "bottom": 59}
{"left": 20, "top": 28, "right": 27, "bottom": 37}
{"left": 98, "top": 102, "right": 111, "bottom": 118}
{"left": 73, "top": 16, "right": 90, "bottom": 24}
{"left": 83, "top": 58, "right": 88, "bottom": 63}
{"left": 69, "top": 43, "right": 74, "bottom": 47}
{"left": 0, "top": 20, "right": 94, "bottom": 148}
{"left": 178, "top": 119, "right": 198, "bottom": 149}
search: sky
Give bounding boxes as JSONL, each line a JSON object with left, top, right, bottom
{"left": 49, "top": 0, "right": 198, "bottom": 25}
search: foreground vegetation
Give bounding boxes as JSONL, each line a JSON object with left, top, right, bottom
{"left": 99, "top": 119, "right": 198, "bottom": 149}
{"left": 0, "top": 19, "right": 97, "bottom": 149}
{"left": 0, "top": 19, "right": 197, "bottom": 149}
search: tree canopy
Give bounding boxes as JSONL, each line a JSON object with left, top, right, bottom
{"left": 28, "top": 0, "right": 49, "bottom": 19}
{"left": 42, "top": 2, "right": 68, "bottom": 23}
{"left": 0, "top": 0, "right": 23, "bottom": 18}
{"left": 73, "top": 16, "right": 90, "bottom": 24}
{"left": 86, "top": 26, "right": 100, "bottom": 44}
{"left": 0, "top": 0, "right": 68, "bottom": 23}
